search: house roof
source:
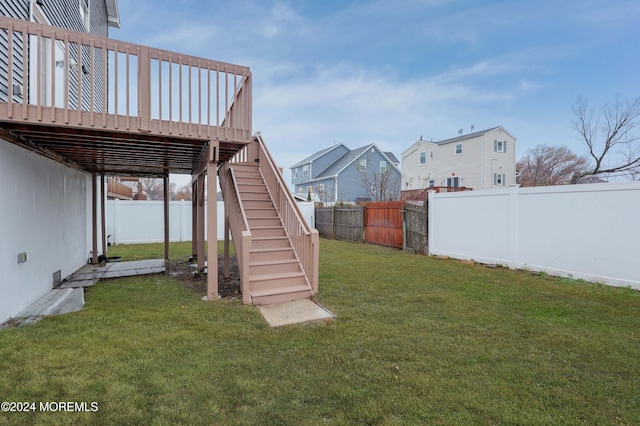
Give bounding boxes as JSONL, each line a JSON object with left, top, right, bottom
{"left": 401, "top": 126, "right": 515, "bottom": 157}
{"left": 290, "top": 144, "right": 346, "bottom": 169}
{"left": 384, "top": 151, "right": 400, "bottom": 164}
{"left": 105, "top": 0, "right": 120, "bottom": 28}
{"left": 315, "top": 144, "right": 372, "bottom": 179}
{"left": 435, "top": 126, "right": 517, "bottom": 145}
{"left": 315, "top": 144, "right": 401, "bottom": 179}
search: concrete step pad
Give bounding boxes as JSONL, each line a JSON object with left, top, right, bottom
{"left": 16, "top": 288, "right": 85, "bottom": 321}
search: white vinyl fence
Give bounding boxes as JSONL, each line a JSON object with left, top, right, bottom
{"left": 428, "top": 182, "right": 640, "bottom": 290}
{"left": 106, "top": 200, "right": 315, "bottom": 245}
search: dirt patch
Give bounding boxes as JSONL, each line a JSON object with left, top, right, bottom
{"left": 165, "top": 255, "right": 241, "bottom": 300}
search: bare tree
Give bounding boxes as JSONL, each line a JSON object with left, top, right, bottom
{"left": 172, "top": 183, "right": 191, "bottom": 201}
{"left": 140, "top": 178, "right": 163, "bottom": 200}
{"left": 517, "top": 145, "right": 588, "bottom": 186}
{"left": 139, "top": 178, "right": 176, "bottom": 200}
{"left": 571, "top": 95, "right": 640, "bottom": 181}
{"left": 355, "top": 156, "right": 400, "bottom": 201}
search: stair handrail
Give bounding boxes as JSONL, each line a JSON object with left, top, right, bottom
{"left": 219, "top": 162, "right": 252, "bottom": 303}
{"left": 253, "top": 133, "right": 319, "bottom": 294}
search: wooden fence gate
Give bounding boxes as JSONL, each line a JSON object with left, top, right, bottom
{"left": 364, "top": 201, "right": 404, "bottom": 248}
{"left": 404, "top": 202, "right": 428, "bottom": 254}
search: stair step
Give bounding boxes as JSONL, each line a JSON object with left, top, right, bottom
{"left": 251, "top": 271, "right": 305, "bottom": 282}
{"left": 250, "top": 259, "right": 301, "bottom": 275}
{"left": 251, "top": 226, "right": 286, "bottom": 237}
{"left": 252, "top": 236, "right": 291, "bottom": 249}
{"left": 251, "top": 284, "right": 312, "bottom": 306}
{"left": 250, "top": 247, "right": 296, "bottom": 262}
{"left": 248, "top": 217, "right": 282, "bottom": 227}
{"left": 245, "top": 209, "right": 278, "bottom": 218}
{"left": 244, "top": 203, "right": 276, "bottom": 211}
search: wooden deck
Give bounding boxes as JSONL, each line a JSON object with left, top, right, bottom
{"left": 0, "top": 16, "right": 252, "bottom": 177}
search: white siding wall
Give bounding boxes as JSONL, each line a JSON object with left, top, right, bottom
{"left": 401, "top": 129, "right": 516, "bottom": 191}
{"left": 401, "top": 141, "right": 436, "bottom": 190}
{"left": 429, "top": 182, "right": 640, "bottom": 289}
{"left": 480, "top": 128, "right": 516, "bottom": 190}
{"left": 0, "top": 140, "right": 99, "bottom": 323}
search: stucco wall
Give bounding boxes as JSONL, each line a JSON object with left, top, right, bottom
{"left": 0, "top": 140, "right": 97, "bottom": 323}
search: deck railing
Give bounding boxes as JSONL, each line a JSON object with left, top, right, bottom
{"left": 254, "top": 134, "right": 319, "bottom": 294}
{"left": 107, "top": 177, "right": 133, "bottom": 199}
{"left": 0, "top": 16, "right": 251, "bottom": 142}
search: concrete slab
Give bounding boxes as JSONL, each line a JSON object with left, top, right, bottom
{"left": 257, "top": 299, "right": 335, "bottom": 327}
{"left": 102, "top": 259, "right": 165, "bottom": 279}
{"left": 16, "top": 288, "right": 85, "bottom": 320}
{"left": 58, "top": 279, "right": 97, "bottom": 289}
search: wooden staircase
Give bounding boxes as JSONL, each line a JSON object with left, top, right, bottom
{"left": 229, "top": 163, "right": 313, "bottom": 305}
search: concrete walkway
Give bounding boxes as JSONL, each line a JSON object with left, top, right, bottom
{"left": 7, "top": 260, "right": 165, "bottom": 327}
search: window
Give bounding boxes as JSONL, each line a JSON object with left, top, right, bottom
{"left": 358, "top": 159, "right": 367, "bottom": 172}
{"left": 494, "top": 140, "right": 507, "bottom": 153}
{"left": 430, "top": 151, "right": 434, "bottom": 158}
{"left": 302, "top": 165, "right": 309, "bottom": 177}
{"left": 419, "top": 152, "right": 426, "bottom": 165}
{"left": 447, "top": 177, "right": 460, "bottom": 188}
{"left": 455, "top": 144, "right": 463, "bottom": 155}
{"left": 428, "top": 179, "right": 435, "bottom": 187}
{"left": 317, "top": 184, "right": 325, "bottom": 195}
{"left": 494, "top": 173, "right": 506, "bottom": 186}
{"left": 80, "top": 0, "right": 90, "bottom": 30}
{"left": 380, "top": 160, "right": 387, "bottom": 174}
{"left": 292, "top": 168, "right": 298, "bottom": 179}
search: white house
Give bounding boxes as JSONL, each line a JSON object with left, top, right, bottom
{"left": 401, "top": 126, "right": 516, "bottom": 192}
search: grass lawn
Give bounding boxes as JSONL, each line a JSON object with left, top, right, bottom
{"left": 1, "top": 239, "right": 639, "bottom": 425}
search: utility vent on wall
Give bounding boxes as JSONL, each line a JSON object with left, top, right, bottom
{"left": 53, "top": 270, "right": 62, "bottom": 288}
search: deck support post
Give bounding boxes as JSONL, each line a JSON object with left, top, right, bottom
{"left": 223, "top": 171, "right": 230, "bottom": 279}
{"left": 101, "top": 173, "right": 107, "bottom": 257}
{"left": 163, "top": 175, "right": 170, "bottom": 260}
{"left": 191, "top": 178, "right": 197, "bottom": 258}
{"left": 91, "top": 172, "right": 98, "bottom": 264}
{"left": 196, "top": 173, "right": 205, "bottom": 272}
{"left": 206, "top": 143, "right": 219, "bottom": 300}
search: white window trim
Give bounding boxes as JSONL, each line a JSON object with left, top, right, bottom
{"left": 419, "top": 151, "right": 426, "bottom": 165}
{"left": 302, "top": 165, "right": 309, "bottom": 177}
{"left": 494, "top": 173, "right": 506, "bottom": 186}
{"left": 292, "top": 169, "right": 298, "bottom": 179}
{"left": 380, "top": 160, "right": 387, "bottom": 174}
{"left": 455, "top": 143, "right": 463, "bottom": 155}
{"left": 358, "top": 159, "right": 367, "bottom": 172}
{"left": 80, "top": 0, "right": 90, "bottom": 31}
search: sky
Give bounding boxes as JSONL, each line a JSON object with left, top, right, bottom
{"left": 111, "top": 0, "right": 640, "bottom": 187}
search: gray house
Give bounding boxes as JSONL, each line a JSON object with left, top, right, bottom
{"left": 290, "top": 143, "right": 401, "bottom": 203}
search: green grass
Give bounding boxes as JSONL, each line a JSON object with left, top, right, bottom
{"left": 1, "top": 239, "right": 639, "bottom": 425}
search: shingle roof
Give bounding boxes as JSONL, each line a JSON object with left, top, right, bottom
{"left": 384, "top": 151, "right": 400, "bottom": 164}
{"left": 434, "top": 126, "right": 500, "bottom": 145}
{"left": 315, "top": 144, "right": 373, "bottom": 179}
{"left": 289, "top": 144, "right": 346, "bottom": 169}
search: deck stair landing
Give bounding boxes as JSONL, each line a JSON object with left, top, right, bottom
{"left": 232, "top": 163, "right": 313, "bottom": 305}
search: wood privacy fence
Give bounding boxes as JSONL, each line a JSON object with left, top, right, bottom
{"left": 315, "top": 201, "right": 428, "bottom": 253}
